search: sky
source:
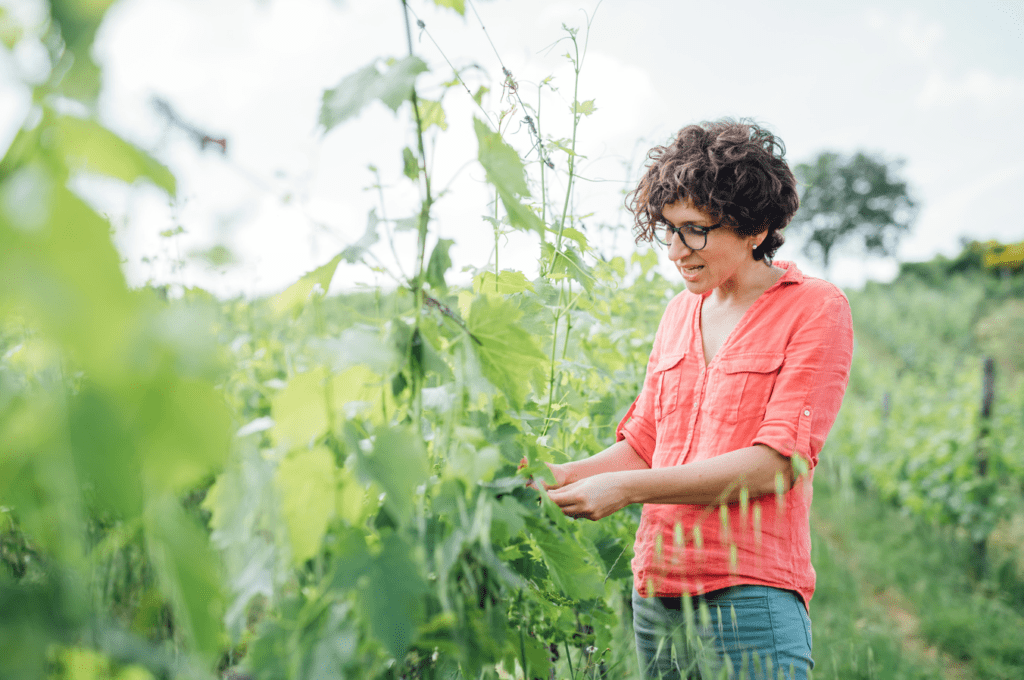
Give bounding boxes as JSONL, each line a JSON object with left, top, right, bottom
{"left": 3, "top": 0, "right": 1023, "bottom": 296}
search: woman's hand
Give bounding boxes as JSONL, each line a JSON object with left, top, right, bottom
{"left": 519, "top": 458, "right": 573, "bottom": 490}
{"left": 546, "top": 472, "right": 630, "bottom": 521}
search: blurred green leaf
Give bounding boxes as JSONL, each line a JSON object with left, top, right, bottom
{"left": 473, "top": 118, "right": 545, "bottom": 236}
{"left": 144, "top": 496, "right": 224, "bottom": 659}
{"left": 472, "top": 270, "right": 534, "bottom": 296}
{"left": 0, "top": 9, "right": 23, "bottom": 50}
{"left": 560, "top": 226, "right": 589, "bottom": 252}
{"left": 340, "top": 210, "right": 381, "bottom": 263}
{"left": 402, "top": 146, "right": 419, "bottom": 181}
{"left": 49, "top": 0, "right": 119, "bottom": 104}
{"left": 360, "top": 427, "right": 429, "bottom": 523}
{"left": 320, "top": 56, "right": 428, "bottom": 131}
{"left": 573, "top": 99, "right": 597, "bottom": 116}
{"left": 271, "top": 367, "right": 329, "bottom": 447}
{"left": 543, "top": 242, "right": 594, "bottom": 293}
{"left": 0, "top": 571, "right": 86, "bottom": 680}
{"left": 431, "top": 0, "right": 465, "bottom": 15}
{"left": 202, "top": 442, "right": 285, "bottom": 642}
{"left": 473, "top": 118, "right": 528, "bottom": 196}
{"left": 69, "top": 386, "right": 143, "bottom": 516}
{"left": 360, "top": 532, "right": 427, "bottom": 658}
{"left": 277, "top": 446, "right": 336, "bottom": 565}
{"left": 497, "top": 190, "right": 545, "bottom": 236}
{"left": 140, "top": 376, "right": 231, "bottom": 495}
{"left": 53, "top": 116, "right": 175, "bottom": 194}
{"left": 268, "top": 254, "right": 343, "bottom": 318}
{"left": 1, "top": 181, "right": 132, "bottom": 363}
{"left": 522, "top": 633, "right": 553, "bottom": 679}
{"left": 632, "top": 248, "right": 659, "bottom": 276}
{"left": 425, "top": 238, "right": 453, "bottom": 293}
{"left": 416, "top": 98, "right": 448, "bottom": 131}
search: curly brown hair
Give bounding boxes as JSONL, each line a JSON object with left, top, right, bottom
{"left": 626, "top": 119, "right": 800, "bottom": 263}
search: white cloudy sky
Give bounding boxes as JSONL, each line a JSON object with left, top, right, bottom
{"left": 4, "top": 0, "right": 1024, "bottom": 296}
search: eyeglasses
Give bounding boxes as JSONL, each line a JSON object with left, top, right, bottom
{"left": 653, "top": 223, "right": 722, "bottom": 250}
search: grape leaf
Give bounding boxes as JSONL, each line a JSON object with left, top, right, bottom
{"left": 202, "top": 443, "right": 279, "bottom": 639}
{"left": 632, "top": 248, "right": 659, "bottom": 275}
{"left": 474, "top": 119, "right": 528, "bottom": 195}
{"left": 53, "top": 116, "right": 176, "bottom": 195}
{"left": 341, "top": 210, "right": 381, "bottom": 263}
{"left": 272, "top": 367, "right": 329, "bottom": 447}
{"left": 425, "top": 238, "right": 454, "bottom": 293}
{"left": 321, "top": 56, "right": 428, "bottom": 131}
{"left": 465, "top": 295, "right": 547, "bottom": 409}
{"left": 359, "top": 426, "right": 429, "bottom": 523}
{"left": 473, "top": 118, "right": 545, "bottom": 235}
{"left": 432, "top": 0, "right": 465, "bottom": 15}
{"left": 573, "top": 99, "right": 598, "bottom": 116}
{"left": 402, "top": 147, "right": 419, "bottom": 181}
{"left": 276, "top": 446, "right": 336, "bottom": 565}
{"left": 473, "top": 270, "right": 535, "bottom": 296}
{"left": 269, "top": 254, "right": 344, "bottom": 318}
{"left": 525, "top": 515, "right": 605, "bottom": 601}
{"left": 417, "top": 98, "right": 448, "bottom": 131}
{"left": 542, "top": 242, "right": 595, "bottom": 293}
{"left": 560, "top": 226, "right": 589, "bottom": 252}
{"left": 140, "top": 376, "right": 232, "bottom": 496}
{"left": 360, "top": 532, "right": 427, "bottom": 658}
{"left": 145, "top": 496, "right": 225, "bottom": 659}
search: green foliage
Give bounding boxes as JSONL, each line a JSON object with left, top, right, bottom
{"left": 833, "top": 271, "right": 1024, "bottom": 564}
{"left": 474, "top": 118, "right": 546, "bottom": 235}
{"left": 320, "top": 56, "right": 429, "bottom": 130}
{"left": 269, "top": 255, "right": 344, "bottom": 318}
{"left": 51, "top": 115, "right": 176, "bottom": 194}
{"left": 425, "top": 238, "right": 454, "bottom": 293}
{"left": 432, "top": 0, "right": 466, "bottom": 15}
{"left": 465, "top": 295, "right": 548, "bottom": 409}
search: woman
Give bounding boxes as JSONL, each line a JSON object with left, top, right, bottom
{"left": 543, "top": 120, "right": 854, "bottom": 679}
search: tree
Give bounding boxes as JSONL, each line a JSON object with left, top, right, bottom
{"left": 789, "top": 151, "right": 916, "bottom": 275}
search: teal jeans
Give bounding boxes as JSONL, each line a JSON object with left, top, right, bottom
{"left": 632, "top": 585, "right": 814, "bottom": 680}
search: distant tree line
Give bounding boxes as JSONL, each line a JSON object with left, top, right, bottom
{"left": 788, "top": 151, "right": 916, "bottom": 276}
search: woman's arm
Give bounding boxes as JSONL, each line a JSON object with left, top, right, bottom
{"left": 537, "top": 439, "right": 650, "bottom": 489}
{"left": 546, "top": 444, "right": 792, "bottom": 520}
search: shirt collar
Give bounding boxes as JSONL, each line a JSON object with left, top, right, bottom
{"left": 773, "top": 260, "right": 805, "bottom": 285}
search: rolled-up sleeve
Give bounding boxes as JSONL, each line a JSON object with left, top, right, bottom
{"left": 752, "top": 292, "right": 854, "bottom": 468}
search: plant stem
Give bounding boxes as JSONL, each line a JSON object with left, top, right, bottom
{"left": 538, "top": 82, "right": 547, "bottom": 231}
{"left": 494, "top": 189, "right": 500, "bottom": 292}
{"left": 548, "top": 31, "right": 582, "bottom": 273}
{"left": 402, "top": 0, "right": 433, "bottom": 426}
{"left": 541, "top": 285, "right": 565, "bottom": 437}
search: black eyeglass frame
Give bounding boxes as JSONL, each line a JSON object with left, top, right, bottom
{"left": 653, "top": 222, "right": 723, "bottom": 250}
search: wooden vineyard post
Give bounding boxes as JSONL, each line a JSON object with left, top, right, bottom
{"left": 973, "top": 356, "right": 996, "bottom": 577}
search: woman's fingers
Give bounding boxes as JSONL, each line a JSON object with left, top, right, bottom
{"left": 548, "top": 483, "right": 592, "bottom": 519}
{"left": 547, "top": 474, "right": 624, "bottom": 521}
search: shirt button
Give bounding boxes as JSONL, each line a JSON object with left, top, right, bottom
{"left": 803, "top": 409, "right": 811, "bottom": 416}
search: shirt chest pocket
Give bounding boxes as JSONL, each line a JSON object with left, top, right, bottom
{"left": 654, "top": 352, "right": 688, "bottom": 421}
{"left": 707, "top": 352, "right": 785, "bottom": 424}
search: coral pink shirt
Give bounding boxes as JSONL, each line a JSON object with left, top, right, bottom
{"left": 617, "top": 261, "right": 853, "bottom": 609}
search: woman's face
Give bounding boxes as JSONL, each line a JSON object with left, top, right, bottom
{"left": 661, "top": 199, "right": 761, "bottom": 296}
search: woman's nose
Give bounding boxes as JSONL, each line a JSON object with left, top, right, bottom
{"left": 667, "top": 232, "right": 691, "bottom": 261}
